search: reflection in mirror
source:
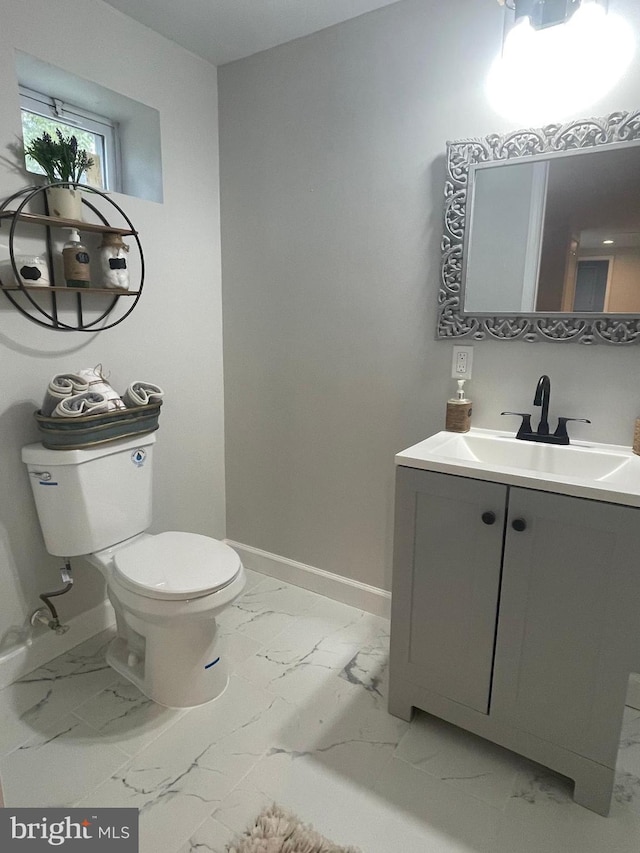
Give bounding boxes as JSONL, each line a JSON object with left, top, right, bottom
{"left": 439, "top": 109, "right": 640, "bottom": 344}
{"left": 465, "top": 146, "right": 640, "bottom": 314}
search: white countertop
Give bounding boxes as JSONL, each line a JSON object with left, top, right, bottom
{"left": 395, "top": 427, "right": 640, "bottom": 508}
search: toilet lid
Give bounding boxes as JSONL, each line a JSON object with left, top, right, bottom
{"left": 113, "top": 532, "right": 241, "bottom": 600}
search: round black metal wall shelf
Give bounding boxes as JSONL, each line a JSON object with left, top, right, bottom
{"left": 0, "top": 182, "right": 145, "bottom": 331}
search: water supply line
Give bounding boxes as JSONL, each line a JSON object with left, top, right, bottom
{"left": 30, "top": 560, "right": 73, "bottom": 635}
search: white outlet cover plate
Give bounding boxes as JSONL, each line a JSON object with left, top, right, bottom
{"left": 452, "top": 345, "right": 473, "bottom": 379}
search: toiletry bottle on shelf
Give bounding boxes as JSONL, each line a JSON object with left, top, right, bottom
{"left": 445, "top": 379, "right": 472, "bottom": 433}
{"left": 62, "top": 229, "right": 91, "bottom": 288}
{"left": 98, "top": 232, "right": 130, "bottom": 290}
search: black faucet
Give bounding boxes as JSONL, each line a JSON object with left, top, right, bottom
{"left": 533, "top": 374, "right": 551, "bottom": 436}
{"left": 501, "top": 375, "right": 590, "bottom": 445}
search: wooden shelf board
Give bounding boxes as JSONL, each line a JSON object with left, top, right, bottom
{"left": 0, "top": 211, "right": 136, "bottom": 236}
{"left": 0, "top": 284, "right": 138, "bottom": 295}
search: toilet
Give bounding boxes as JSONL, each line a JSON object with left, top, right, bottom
{"left": 21, "top": 433, "right": 245, "bottom": 708}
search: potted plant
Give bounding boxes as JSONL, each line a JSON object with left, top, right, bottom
{"left": 24, "top": 130, "right": 94, "bottom": 220}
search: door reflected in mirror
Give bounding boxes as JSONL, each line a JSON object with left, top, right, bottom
{"left": 464, "top": 144, "right": 640, "bottom": 314}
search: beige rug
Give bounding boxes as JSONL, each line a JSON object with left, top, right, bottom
{"left": 227, "top": 804, "right": 361, "bottom": 853}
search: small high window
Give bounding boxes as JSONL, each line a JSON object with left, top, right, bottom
{"left": 16, "top": 51, "right": 163, "bottom": 204}
{"left": 20, "top": 85, "right": 120, "bottom": 191}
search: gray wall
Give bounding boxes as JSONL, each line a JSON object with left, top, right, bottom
{"left": 219, "top": 0, "right": 640, "bottom": 592}
{"left": 0, "top": 0, "right": 225, "bottom": 662}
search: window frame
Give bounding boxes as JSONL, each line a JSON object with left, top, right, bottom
{"left": 19, "top": 84, "right": 121, "bottom": 192}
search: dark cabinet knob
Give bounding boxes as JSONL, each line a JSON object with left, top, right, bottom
{"left": 481, "top": 511, "right": 496, "bottom": 525}
{"left": 512, "top": 518, "right": 527, "bottom": 532}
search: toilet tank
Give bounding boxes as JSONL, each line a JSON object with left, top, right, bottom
{"left": 22, "top": 433, "right": 156, "bottom": 557}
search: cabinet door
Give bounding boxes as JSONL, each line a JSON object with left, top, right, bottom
{"left": 390, "top": 467, "right": 507, "bottom": 713}
{"left": 492, "top": 488, "right": 640, "bottom": 766}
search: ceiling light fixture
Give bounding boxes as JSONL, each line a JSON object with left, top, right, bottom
{"left": 508, "top": 0, "right": 582, "bottom": 29}
{"left": 487, "top": 0, "right": 635, "bottom": 125}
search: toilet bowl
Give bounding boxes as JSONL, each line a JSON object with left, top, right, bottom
{"left": 22, "top": 434, "right": 245, "bottom": 708}
{"left": 89, "top": 531, "right": 245, "bottom": 707}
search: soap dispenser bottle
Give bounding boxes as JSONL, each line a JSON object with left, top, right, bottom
{"left": 633, "top": 417, "right": 640, "bottom": 456}
{"left": 62, "top": 228, "right": 91, "bottom": 288}
{"left": 446, "top": 379, "right": 472, "bottom": 433}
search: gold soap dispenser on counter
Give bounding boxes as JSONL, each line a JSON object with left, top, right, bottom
{"left": 446, "top": 379, "right": 472, "bottom": 433}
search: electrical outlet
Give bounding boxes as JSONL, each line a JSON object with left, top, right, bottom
{"left": 452, "top": 345, "right": 473, "bottom": 379}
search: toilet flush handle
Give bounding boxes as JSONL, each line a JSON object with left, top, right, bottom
{"left": 30, "top": 471, "right": 52, "bottom": 481}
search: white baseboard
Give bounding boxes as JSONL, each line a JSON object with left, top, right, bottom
{"left": 0, "top": 545, "right": 389, "bottom": 689}
{"left": 0, "top": 599, "right": 115, "bottom": 690}
{"left": 225, "top": 540, "right": 391, "bottom": 619}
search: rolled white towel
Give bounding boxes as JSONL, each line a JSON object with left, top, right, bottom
{"left": 53, "top": 392, "right": 112, "bottom": 418}
{"left": 77, "top": 365, "right": 125, "bottom": 411}
{"left": 41, "top": 373, "right": 90, "bottom": 416}
{"left": 123, "top": 381, "right": 164, "bottom": 408}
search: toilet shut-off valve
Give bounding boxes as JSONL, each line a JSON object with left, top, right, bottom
{"left": 30, "top": 562, "right": 74, "bottom": 635}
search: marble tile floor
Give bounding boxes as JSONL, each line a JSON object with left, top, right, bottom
{"left": 2, "top": 567, "right": 640, "bottom": 852}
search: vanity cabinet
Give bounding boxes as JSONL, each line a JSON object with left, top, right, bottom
{"left": 389, "top": 465, "right": 640, "bottom": 815}
{"left": 390, "top": 468, "right": 506, "bottom": 714}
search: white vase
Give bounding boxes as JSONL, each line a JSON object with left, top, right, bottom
{"left": 45, "top": 186, "right": 83, "bottom": 221}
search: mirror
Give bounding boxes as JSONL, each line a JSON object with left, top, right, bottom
{"left": 438, "top": 109, "right": 640, "bottom": 344}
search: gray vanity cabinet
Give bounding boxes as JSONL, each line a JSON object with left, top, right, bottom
{"left": 390, "top": 467, "right": 506, "bottom": 714}
{"left": 492, "top": 486, "right": 640, "bottom": 768}
{"left": 389, "top": 465, "right": 640, "bottom": 815}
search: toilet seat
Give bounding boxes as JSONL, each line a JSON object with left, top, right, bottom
{"left": 113, "top": 531, "right": 241, "bottom": 600}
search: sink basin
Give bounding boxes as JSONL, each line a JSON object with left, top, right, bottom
{"left": 396, "top": 428, "right": 640, "bottom": 506}
{"left": 439, "top": 432, "right": 629, "bottom": 479}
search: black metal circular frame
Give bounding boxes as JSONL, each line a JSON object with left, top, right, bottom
{"left": 0, "top": 182, "right": 145, "bottom": 331}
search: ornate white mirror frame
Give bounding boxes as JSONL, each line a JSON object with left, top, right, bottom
{"left": 438, "top": 109, "right": 640, "bottom": 344}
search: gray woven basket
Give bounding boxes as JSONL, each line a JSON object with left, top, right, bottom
{"left": 34, "top": 401, "right": 162, "bottom": 450}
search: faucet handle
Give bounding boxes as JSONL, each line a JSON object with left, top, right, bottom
{"left": 501, "top": 411, "right": 533, "bottom": 439}
{"left": 554, "top": 417, "right": 591, "bottom": 442}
